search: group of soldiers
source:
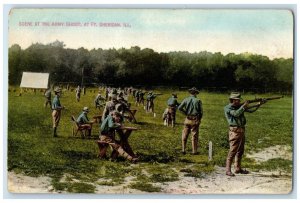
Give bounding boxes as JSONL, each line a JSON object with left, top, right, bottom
{"left": 46, "top": 85, "right": 264, "bottom": 176}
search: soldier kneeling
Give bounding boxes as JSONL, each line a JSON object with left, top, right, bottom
{"left": 99, "top": 111, "right": 138, "bottom": 163}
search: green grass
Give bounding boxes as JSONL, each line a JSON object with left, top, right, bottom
{"left": 129, "top": 182, "right": 162, "bottom": 193}
{"left": 7, "top": 87, "right": 293, "bottom": 193}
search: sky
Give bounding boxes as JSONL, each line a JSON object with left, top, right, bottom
{"left": 8, "top": 8, "right": 294, "bottom": 59}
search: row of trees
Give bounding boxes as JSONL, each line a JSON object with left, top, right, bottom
{"left": 9, "top": 40, "right": 293, "bottom": 92}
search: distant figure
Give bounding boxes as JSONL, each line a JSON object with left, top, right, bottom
{"left": 116, "top": 95, "right": 131, "bottom": 116}
{"left": 164, "top": 93, "right": 180, "bottom": 127}
{"left": 83, "top": 86, "right": 86, "bottom": 95}
{"left": 224, "top": 92, "right": 262, "bottom": 176}
{"left": 108, "top": 88, "right": 117, "bottom": 101}
{"left": 51, "top": 87, "right": 64, "bottom": 137}
{"left": 105, "top": 87, "right": 110, "bottom": 101}
{"left": 138, "top": 91, "right": 145, "bottom": 106}
{"left": 146, "top": 92, "right": 157, "bottom": 113}
{"left": 77, "top": 107, "right": 95, "bottom": 137}
{"left": 178, "top": 87, "right": 203, "bottom": 155}
{"left": 135, "top": 90, "right": 140, "bottom": 106}
{"left": 94, "top": 91, "right": 105, "bottom": 109}
{"left": 44, "top": 88, "right": 52, "bottom": 109}
{"left": 99, "top": 111, "right": 138, "bottom": 163}
{"left": 75, "top": 85, "right": 81, "bottom": 102}
{"left": 102, "top": 94, "right": 119, "bottom": 121}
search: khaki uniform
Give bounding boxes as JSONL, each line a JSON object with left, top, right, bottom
{"left": 224, "top": 99, "right": 259, "bottom": 174}
{"left": 227, "top": 126, "right": 245, "bottom": 171}
{"left": 146, "top": 93, "right": 156, "bottom": 113}
{"left": 99, "top": 115, "right": 134, "bottom": 161}
{"left": 76, "top": 86, "right": 81, "bottom": 102}
{"left": 52, "top": 109, "right": 61, "bottom": 128}
{"left": 182, "top": 116, "right": 201, "bottom": 154}
{"left": 178, "top": 95, "right": 203, "bottom": 154}
{"left": 51, "top": 93, "right": 63, "bottom": 137}
{"left": 167, "top": 96, "right": 180, "bottom": 124}
{"left": 52, "top": 95, "right": 62, "bottom": 128}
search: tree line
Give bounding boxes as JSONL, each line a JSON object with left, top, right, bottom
{"left": 9, "top": 40, "right": 293, "bottom": 92}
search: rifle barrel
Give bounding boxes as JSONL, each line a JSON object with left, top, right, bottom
{"left": 245, "top": 96, "right": 283, "bottom": 104}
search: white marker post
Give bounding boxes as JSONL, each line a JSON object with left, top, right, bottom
{"left": 209, "top": 141, "right": 213, "bottom": 161}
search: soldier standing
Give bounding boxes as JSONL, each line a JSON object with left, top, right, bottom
{"left": 105, "top": 87, "right": 110, "bottom": 101}
{"left": 75, "top": 85, "right": 81, "bottom": 102}
{"left": 178, "top": 87, "right": 203, "bottom": 155}
{"left": 135, "top": 89, "right": 140, "bottom": 106}
{"left": 52, "top": 87, "right": 64, "bottom": 137}
{"left": 224, "top": 92, "right": 262, "bottom": 176}
{"left": 146, "top": 92, "right": 157, "bottom": 113}
{"left": 44, "top": 88, "right": 52, "bottom": 109}
{"left": 166, "top": 93, "right": 180, "bottom": 127}
{"left": 138, "top": 91, "right": 145, "bottom": 106}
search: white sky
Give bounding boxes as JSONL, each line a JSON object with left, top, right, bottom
{"left": 9, "top": 9, "right": 294, "bottom": 59}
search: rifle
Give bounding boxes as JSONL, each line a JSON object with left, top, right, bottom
{"left": 242, "top": 96, "right": 283, "bottom": 109}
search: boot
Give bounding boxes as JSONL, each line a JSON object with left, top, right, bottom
{"left": 192, "top": 140, "right": 198, "bottom": 155}
{"left": 117, "top": 148, "right": 137, "bottom": 163}
{"left": 234, "top": 157, "right": 249, "bottom": 174}
{"left": 226, "top": 158, "right": 235, "bottom": 176}
{"left": 53, "top": 127, "right": 57, "bottom": 137}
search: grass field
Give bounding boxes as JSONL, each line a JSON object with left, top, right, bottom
{"left": 7, "top": 87, "right": 293, "bottom": 193}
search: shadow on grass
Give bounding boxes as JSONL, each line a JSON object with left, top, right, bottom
{"left": 136, "top": 121, "right": 148, "bottom": 125}
{"left": 136, "top": 152, "right": 175, "bottom": 163}
{"left": 61, "top": 150, "right": 96, "bottom": 160}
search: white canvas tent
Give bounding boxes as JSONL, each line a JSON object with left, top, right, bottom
{"left": 20, "top": 72, "right": 49, "bottom": 89}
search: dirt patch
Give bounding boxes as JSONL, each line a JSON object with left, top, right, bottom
{"left": 247, "top": 145, "right": 292, "bottom": 162}
{"left": 7, "top": 145, "right": 293, "bottom": 194}
{"left": 7, "top": 171, "right": 54, "bottom": 193}
{"left": 161, "top": 167, "right": 292, "bottom": 194}
{"left": 7, "top": 168, "right": 292, "bottom": 194}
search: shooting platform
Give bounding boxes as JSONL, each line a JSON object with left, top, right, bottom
{"left": 92, "top": 115, "right": 102, "bottom": 123}
{"left": 124, "top": 109, "right": 137, "bottom": 123}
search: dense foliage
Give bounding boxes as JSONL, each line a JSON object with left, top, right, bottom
{"left": 9, "top": 41, "right": 293, "bottom": 92}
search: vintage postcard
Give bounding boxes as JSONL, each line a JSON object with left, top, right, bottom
{"left": 7, "top": 8, "right": 294, "bottom": 195}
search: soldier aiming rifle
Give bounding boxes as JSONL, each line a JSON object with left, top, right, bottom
{"left": 94, "top": 91, "right": 106, "bottom": 109}
{"left": 146, "top": 92, "right": 162, "bottom": 114}
{"left": 224, "top": 92, "right": 283, "bottom": 176}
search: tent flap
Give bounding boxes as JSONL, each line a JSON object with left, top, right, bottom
{"left": 20, "top": 72, "right": 49, "bottom": 89}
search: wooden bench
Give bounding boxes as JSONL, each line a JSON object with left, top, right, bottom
{"left": 96, "top": 126, "right": 138, "bottom": 160}
{"left": 92, "top": 115, "right": 102, "bottom": 123}
{"left": 124, "top": 109, "right": 137, "bottom": 123}
{"left": 95, "top": 140, "right": 109, "bottom": 159}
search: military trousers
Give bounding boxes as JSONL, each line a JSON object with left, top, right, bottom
{"left": 182, "top": 116, "right": 200, "bottom": 154}
{"left": 76, "top": 93, "right": 80, "bottom": 101}
{"left": 226, "top": 126, "right": 245, "bottom": 172}
{"left": 168, "top": 106, "right": 177, "bottom": 123}
{"left": 79, "top": 124, "right": 92, "bottom": 136}
{"left": 99, "top": 134, "right": 134, "bottom": 161}
{"left": 146, "top": 101, "right": 154, "bottom": 112}
{"left": 52, "top": 109, "right": 61, "bottom": 128}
